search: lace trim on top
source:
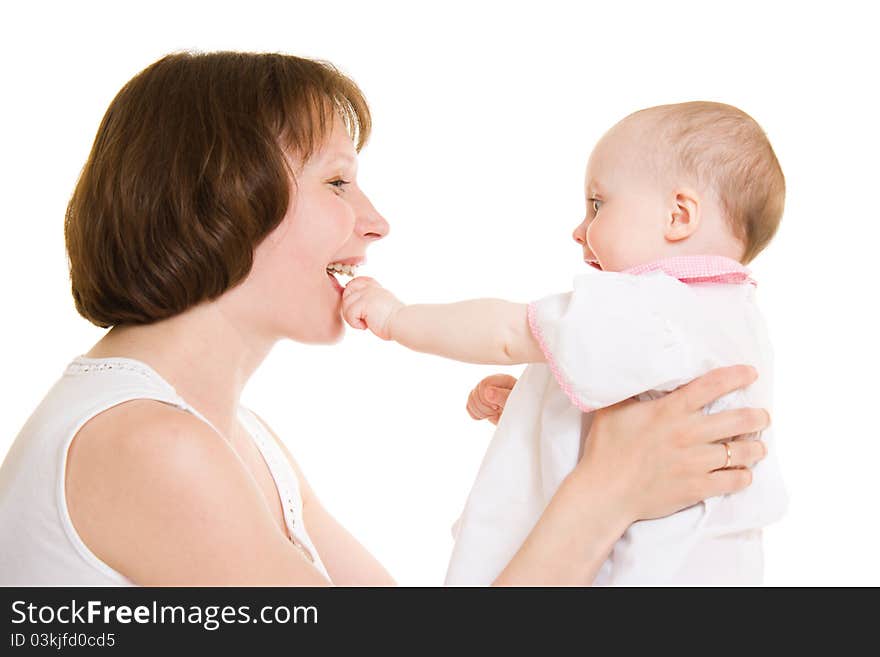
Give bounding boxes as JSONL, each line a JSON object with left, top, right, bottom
{"left": 65, "top": 357, "right": 178, "bottom": 393}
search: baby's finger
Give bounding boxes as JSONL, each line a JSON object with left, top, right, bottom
{"left": 466, "top": 400, "right": 486, "bottom": 421}
{"left": 341, "top": 283, "right": 365, "bottom": 300}
{"left": 342, "top": 312, "right": 367, "bottom": 330}
{"left": 478, "top": 374, "right": 518, "bottom": 393}
{"left": 342, "top": 281, "right": 367, "bottom": 298}
{"left": 341, "top": 290, "right": 365, "bottom": 311}
{"left": 345, "top": 276, "right": 379, "bottom": 294}
{"left": 466, "top": 394, "right": 491, "bottom": 420}
{"left": 467, "top": 389, "right": 497, "bottom": 420}
{"left": 486, "top": 385, "right": 511, "bottom": 408}
{"left": 341, "top": 300, "right": 368, "bottom": 330}
{"left": 340, "top": 290, "right": 359, "bottom": 313}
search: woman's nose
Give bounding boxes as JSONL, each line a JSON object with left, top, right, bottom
{"left": 356, "top": 190, "right": 390, "bottom": 241}
{"left": 572, "top": 218, "right": 587, "bottom": 245}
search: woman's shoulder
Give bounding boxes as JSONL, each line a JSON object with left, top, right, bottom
{"left": 66, "top": 398, "right": 232, "bottom": 534}
{"left": 68, "top": 398, "right": 222, "bottom": 471}
{"left": 65, "top": 399, "right": 294, "bottom": 584}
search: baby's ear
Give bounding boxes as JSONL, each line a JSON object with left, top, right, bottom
{"left": 665, "top": 189, "right": 701, "bottom": 242}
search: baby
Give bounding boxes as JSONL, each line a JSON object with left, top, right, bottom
{"left": 342, "top": 101, "right": 789, "bottom": 585}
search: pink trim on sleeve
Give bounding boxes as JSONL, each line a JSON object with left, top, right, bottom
{"left": 527, "top": 255, "right": 751, "bottom": 415}
{"left": 527, "top": 302, "right": 596, "bottom": 413}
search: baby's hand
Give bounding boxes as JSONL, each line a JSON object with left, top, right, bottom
{"left": 467, "top": 374, "right": 517, "bottom": 425}
{"left": 341, "top": 276, "right": 403, "bottom": 341}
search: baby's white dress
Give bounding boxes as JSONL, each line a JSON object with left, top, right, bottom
{"left": 445, "top": 256, "right": 788, "bottom": 585}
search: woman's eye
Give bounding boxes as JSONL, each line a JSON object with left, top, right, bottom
{"left": 329, "top": 179, "right": 350, "bottom": 192}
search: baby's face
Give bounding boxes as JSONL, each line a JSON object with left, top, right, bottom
{"left": 572, "top": 124, "right": 671, "bottom": 272}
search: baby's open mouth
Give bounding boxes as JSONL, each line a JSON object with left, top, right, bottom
{"left": 326, "top": 262, "right": 359, "bottom": 284}
{"left": 586, "top": 260, "right": 603, "bottom": 270}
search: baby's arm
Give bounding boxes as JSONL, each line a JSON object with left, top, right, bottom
{"left": 341, "top": 277, "right": 544, "bottom": 365}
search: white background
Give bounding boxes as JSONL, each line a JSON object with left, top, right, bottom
{"left": 2, "top": 1, "right": 878, "bottom": 585}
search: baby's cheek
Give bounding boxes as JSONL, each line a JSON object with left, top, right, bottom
{"left": 589, "top": 218, "right": 636, "bottom": 271}
{"left": 586, "top": 220, "right": 609, "bottom": 259}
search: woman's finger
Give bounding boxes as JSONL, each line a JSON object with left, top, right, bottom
{"left": 696, "top": 439, "right": 767, "bottom": 472}
{"left": 692, "top": 407, "right": 771, "bottom": 444}
{"left": 700, "top": 467, "right": 754, "bottom": 499}
{"left": 673, "top": 365, "right": 758, "bottom": 412}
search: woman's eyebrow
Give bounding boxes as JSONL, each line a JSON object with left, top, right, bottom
{"left": 323, "top": 152, "right": 357, "bottom": 168}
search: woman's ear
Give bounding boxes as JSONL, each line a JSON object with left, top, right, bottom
{"left": 665, "top": 190, "right": 701, "bottom": 242}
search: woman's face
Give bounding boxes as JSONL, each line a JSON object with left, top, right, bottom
{"left": 232, "top": 116, "right": 389, "bottom": 344}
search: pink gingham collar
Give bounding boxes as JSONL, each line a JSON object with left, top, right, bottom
{"left": 622, "top": 255, "right": 756, "bottom": 287}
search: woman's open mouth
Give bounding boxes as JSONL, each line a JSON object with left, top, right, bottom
{"left": 326, "top": 262, "right": 359, "bottom": 292}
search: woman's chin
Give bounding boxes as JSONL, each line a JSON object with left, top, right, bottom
{"left": 270, "top": 291, "right": 348, "bottom": 344}
{"left": 292, "top": 316, "right": 346, "bottom": 345}
{"left": 325, "top": 322, "right": 346, "bottom": 345}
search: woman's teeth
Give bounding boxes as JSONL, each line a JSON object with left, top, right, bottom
{"left": 327, "top": 263, "right": 359, "bottom": 278}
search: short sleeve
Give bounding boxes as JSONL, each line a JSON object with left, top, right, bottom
{"left": 527, "top": 269, "right": 703, "bottom": 412}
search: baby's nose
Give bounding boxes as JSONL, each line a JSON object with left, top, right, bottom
{"left": 572, "top": 219, "right": 587, "bottom": 245}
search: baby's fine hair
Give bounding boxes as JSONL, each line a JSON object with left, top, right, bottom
{"left": 622, "top": 101, "right": 785, "bottom": 263}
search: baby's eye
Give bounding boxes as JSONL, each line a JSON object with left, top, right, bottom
{"left": 590, "top": 198, "right": 602, "bottom": 213}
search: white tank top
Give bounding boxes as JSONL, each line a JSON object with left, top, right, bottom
{"left": 0, "top": 355, "right": 330, "bottom": 585}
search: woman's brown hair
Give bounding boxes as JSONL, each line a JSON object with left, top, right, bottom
{"left": 65, "top": 51, "right": 371, "bottom": 327}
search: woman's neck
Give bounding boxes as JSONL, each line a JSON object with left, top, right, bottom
{"left": 85, "top": 298, "right": 275, "bottom": 441}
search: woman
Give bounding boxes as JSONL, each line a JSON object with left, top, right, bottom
{"left": 0, "top": 51, "right": 767, "bottom": 586}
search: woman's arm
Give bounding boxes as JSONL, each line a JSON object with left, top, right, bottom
{"left": 66, "top": 401, "right": 331, "bottom": 586}
{"left": 252, "top": 413, "right": 397, "bottom": 586}
{"left": 69, "top": 402, "right": 393, "bottom": 586}
{"left": 493, "top": 365, "right": 769, "bottom": 585}
{"left": 341, "top": 277, "right": 544, "bottom": 364}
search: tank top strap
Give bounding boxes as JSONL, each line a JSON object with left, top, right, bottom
{"left": 56, "top": 357, "right": 192, "bottom": 585}
{"left": 64, "top": 356, "right": 188, "bottom": 409}
{"left": 237, "top": 407, "right": 331, "bottom": 579}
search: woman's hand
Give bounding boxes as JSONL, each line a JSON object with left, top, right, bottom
{"left": 574, "top": 364, "right": 769, "bottom": 524}
{"left": 466, "top": 374, "right": 518, "bottom": 425}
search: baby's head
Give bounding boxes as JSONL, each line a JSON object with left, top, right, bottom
{"left": 572, "top": 101, "right": 785, "bottom": 270}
